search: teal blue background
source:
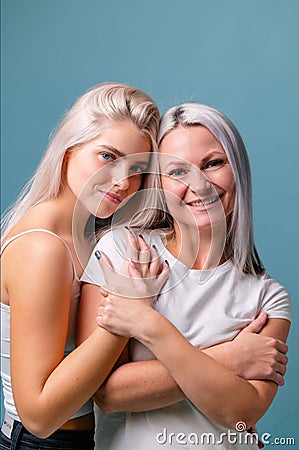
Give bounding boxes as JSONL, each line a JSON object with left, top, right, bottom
{"left": 1, "top": 0, "right": 298, "bottom": 447}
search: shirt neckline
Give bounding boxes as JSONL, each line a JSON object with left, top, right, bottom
{"left": 151, "top": 231, "right": 234, "bottom": 279}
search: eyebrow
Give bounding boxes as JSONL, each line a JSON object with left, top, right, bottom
{"left": 161, "top": 149, "right": 226, "bottom": 171}
{"left": 97, "top": 145, "right": 150, "bottom": 165}
{"left": 162, "top": 161, "right": 192, "bottom": 171}
{"left": 96, "top": 145, "right": 126, "bottom": 158}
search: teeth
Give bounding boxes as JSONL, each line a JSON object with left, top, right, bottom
{"left": 189, "top": 196, "right": 219, "bottom": 206}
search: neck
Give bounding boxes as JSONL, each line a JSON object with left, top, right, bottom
{"left": 168, "top": 221, "right": 227, "bottom": 270}
{"left": 53, "top": 185, "right": 93, "bottom": 273}
{"left": 52, "top": 186, "right": 90, "bottom": 241}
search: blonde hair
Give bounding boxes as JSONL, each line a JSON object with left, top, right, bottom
{"left": 1, "top": 82, "right": 160, "bottom": 241}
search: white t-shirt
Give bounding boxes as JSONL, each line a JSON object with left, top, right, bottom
{"left": 81, "top": 228, "right": 291, "bottom": 450}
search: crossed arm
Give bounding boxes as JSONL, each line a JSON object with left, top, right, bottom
{"left": 95, "top": 290, "right": 290, "bottom": 429}
{"left": 92, "top": 319, "right": 288, "bottom": 415}
{"left": 78, "top": 232, "right": 289, "bottom": 429}
{"left": 78, "top": 281, "right": 289, "bottom": 427}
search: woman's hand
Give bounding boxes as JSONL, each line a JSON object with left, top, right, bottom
{"left": 96, "top": 255, "right": 165, "bottom": 338}
{"left": 96, "top": 228, "right": 168, "bottom": 300}
{"left": 95, "top": 229, "right": 169, "bottom": 337}
{"left": 226, "top": 311, "right": 288, "bottom": 385}
{"left": 124, "top": 228, "right": 164, "bottom": 280}
{"left": 96, "top": 289, "right": 158, "bottom": 338}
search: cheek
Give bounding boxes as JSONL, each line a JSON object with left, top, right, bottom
{"left": 161, "top": 177, "right": 186, "bottom": 198}
{"left": 210, "top": 168, "right": 235, "bottom": 194}
{"left": 225, "top": 176, "right": 235, "bottom": 201}
{"left": 128, "top": 175, "right": 143, "bottom": 194}
{"left": 223, "top": 180, "right": 236, "bottom": 216}
{"left": 229, "top": 186, "right": 236, "bottom": 209}
{"left": 67, "top": 153, "right": 94, "bottom": 182}
{"left": 161, "top": 179, "right": 188, "bottom": 216}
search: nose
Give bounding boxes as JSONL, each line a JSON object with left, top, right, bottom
{"left": 189, "top": 167, "right": 212, "bottom": 197}
{"left": 111, "top": 162, "right": 130, "bottom": 191}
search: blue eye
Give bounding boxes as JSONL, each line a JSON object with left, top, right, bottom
{"left": 168, "top": 168, "right": 188, "bottom": 178}
{"left": 100, "top": 152, "right": 115, "bottom": 161}
{"left": 130, "top": 165, "right": 146, "bottom": 174}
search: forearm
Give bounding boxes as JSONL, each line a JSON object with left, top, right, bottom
{"left": 96, "top": 330, "right": 284, "bottom": 413}
{"left": 202, "top": 342, "right": 235, "bottom": 372}
{"left": 13, "top": 329, "right": 128, "bottom": 438}
{"left": 138, "top": 311, "right": 276, "bottom": 429}
{"left": 94, "top": 359, "right": 184, "bottom": 413}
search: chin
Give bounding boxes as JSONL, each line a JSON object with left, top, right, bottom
{"left": 95, "top": 208, "right": 115, "bottom": 219}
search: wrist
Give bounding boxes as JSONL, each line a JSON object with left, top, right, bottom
{"left": 224, "top": 340, "right": 240, "bottom": 374}
{"left": 136, "top": 309, "right": 166, "bottom": 345}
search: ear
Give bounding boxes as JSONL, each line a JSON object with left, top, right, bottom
{"left": 60, "top": 149, "right": 71, "bottom": 190}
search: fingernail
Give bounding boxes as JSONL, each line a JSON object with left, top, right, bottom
{"left": 125, "top": 226, "right": 130, "bottom": 230}
{"left": 138, "top": 234, "right": 144, "bottom": 240}
{"left": 95, "top": 250, "right": 102, "bottom": 260}
{"left": 165, "top": 260, "right": 169, "bottom": 266}
{"left": 152, "top": 244, "right": 157, "bottom": 250}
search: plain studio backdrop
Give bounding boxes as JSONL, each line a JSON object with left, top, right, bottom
{"left": 1, "top": 1, "right": 298, "bottom": 448}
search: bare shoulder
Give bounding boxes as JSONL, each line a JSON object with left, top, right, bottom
{"left": 2, "top": 231, "right": 73, "bottom": 292}
{"left": 3, "top": 230, "right": 69, "bottom": 260}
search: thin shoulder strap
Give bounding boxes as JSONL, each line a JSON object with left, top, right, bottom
{"left": 1, "top": 229, "right": 79, "bottom": 281}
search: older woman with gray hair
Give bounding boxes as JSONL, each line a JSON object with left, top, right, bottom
{"left": 81, "top": 102, "right": 291, "bottom": 449}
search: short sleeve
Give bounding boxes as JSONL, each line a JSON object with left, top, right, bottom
{"left": 80, "top": 229, "right": 126, "bottom": 286}
{"left": 258, "top": 274, "right": 292, "bottom": 322}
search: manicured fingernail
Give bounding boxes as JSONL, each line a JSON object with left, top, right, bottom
{"left": 152, "top": 244, "right": 157, "bottom": 250}
{"left": 165, "top": 260, "right": 169, "bottom": 266}
{"left": 125, "top": 226, "right": 130, "bottom": 230}
{"left": 138, "top": 234, "right": 144, "bottom": 240}
{"left": 95, "top": 250, "right": 102, "bottom": 260}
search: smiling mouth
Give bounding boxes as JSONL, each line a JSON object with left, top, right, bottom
{"left": 186, "top": 195, "right": 222, "bottom": 207}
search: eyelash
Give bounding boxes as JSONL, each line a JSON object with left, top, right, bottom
{"left": 204, "top": 159, "right": 225, "bottom": 169}
{"left": 168, "top": 168, "right": 188, "bottom": 178}
{"left": 100, "top": 152, "right": 116, "bottom": 162}
{"left": 130, "top": 165, "right": 146, "bottom": 174}
{"left": 100, "top": 152, "right": 146, "bottom": 176}
{"left": 167, "top": 159, "right": 226, "bottom": 178}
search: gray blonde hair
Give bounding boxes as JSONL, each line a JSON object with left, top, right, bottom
{"left": 1, "top": 82, "right": 160, "bottom": 240}
{"left": 156, "top": 103, "right": 264, "bottom": 276}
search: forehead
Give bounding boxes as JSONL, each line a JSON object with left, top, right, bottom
{"left": 159, "top": 125, "right": 225, "bottom": 158}
{"left": 101, "top": 121, "right": 150, "bottom": 143}
{"left": 89, "top": 122, "right": 152, "bottom": 156}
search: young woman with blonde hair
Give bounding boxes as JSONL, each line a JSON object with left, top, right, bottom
{"left": 0, "top": 82, "right": 168, "bottom": 449}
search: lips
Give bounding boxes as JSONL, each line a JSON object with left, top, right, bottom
{"left": 105, "top": 192, "right": 123, "bottom": 204}
{"left": 98, "top": 189, "right": 122, "bottom": 205}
